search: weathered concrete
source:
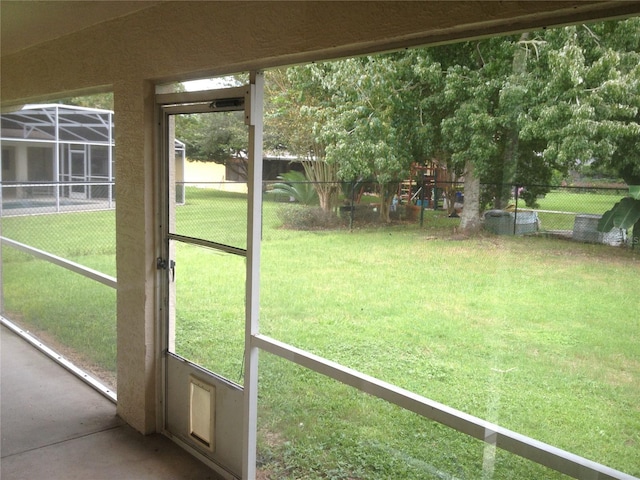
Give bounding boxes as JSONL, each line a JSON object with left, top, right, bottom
{"left": 0, "top": 326, "right": 221, "bottom": 479}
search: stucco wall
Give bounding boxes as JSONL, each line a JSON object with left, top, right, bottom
{"left": 2, "top": 1, "right": 639, "bottom": 435}
{"left": 111, "top": 79, "right": 158, "bottom": 433}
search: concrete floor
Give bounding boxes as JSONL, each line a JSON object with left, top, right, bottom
{"left": 0, "top": 326, "right": 223, "bottom": 480}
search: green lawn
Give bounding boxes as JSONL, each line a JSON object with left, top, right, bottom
{"left": 1, "top": 187, "right": 638, "bottom": 479}
{"left": 527, "top": 189, "right": 627, "bottom": 231}
{"left": 536, "top": 189, "right": 625, "bottom": 214}
{"left": 255, "top": 222, "right": 639, "bottom": 479}
{"left": 1, "top": 209, "right": 116, "bottom": 274}
{"left": 1, "top": 209, "right": 117, "bottom": 381}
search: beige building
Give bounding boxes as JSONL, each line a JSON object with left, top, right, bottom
{"left": 2, "top": 2, "right": 639, "bottom": 479}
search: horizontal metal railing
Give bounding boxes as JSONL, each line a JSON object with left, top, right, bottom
{"left": 0, "top": 236, "right": 117, "bottom": 402}
{"left": 1, "top": 237, "right": 116, "bottom": 289}
{"left": 254, "top": 334, "right": 637, "bottom": 480}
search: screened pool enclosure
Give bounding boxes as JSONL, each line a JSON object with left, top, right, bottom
{"left": 1, "top": 104, "right": 186, "bottom": 215}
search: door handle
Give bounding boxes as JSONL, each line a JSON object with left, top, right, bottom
{"left": 170, "top": 260, "right": 176, "bottom": 282}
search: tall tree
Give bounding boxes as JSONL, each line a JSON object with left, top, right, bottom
{"left": 175, "top": 110, "right": 248, "bottom": 179}
{"left": 410, "top": 21, "right": 640, "bottom": 233}
{"left": 419, "top": 36, "right": 531, "bottom": 232}
{"left": 319, "top": 54, "right": 430, "bottom": 222}
{"left": 536, "top": 19, "right": 640, "bottom": 241}
{"left": 258, "top": 19, "right": 639, "bottom": 235}
{"left": 265, "top": 66, "right": 340, "bottom": 213}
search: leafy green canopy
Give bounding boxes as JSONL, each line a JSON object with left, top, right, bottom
{"left": 266, "top": 18, "right": 639, "bottom": 229}
{"left": 176, "top": 110, "right": 247, "bottom": 163}
{"left": 527, "top": 20, "right": 640, "bottom": 185}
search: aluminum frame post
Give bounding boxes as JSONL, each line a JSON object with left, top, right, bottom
{"left": 242, "top": 70, "right": 264, "bottom": 480}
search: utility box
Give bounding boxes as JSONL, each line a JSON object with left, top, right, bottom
{"left": 484, "top": 210, "right": 539, "bottom": 235}
{"left": 573, "top": 214, "right": 625, "bottom": 246}
{"left": 514, "top": 211, "right": 539, "bottom": 235}
{"left": 484, "top": 210, "right": 513, "bottom": 235}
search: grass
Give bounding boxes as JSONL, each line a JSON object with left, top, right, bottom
{"left": 536, "top": 190, "right": 625, "bottom": 214}
{"left": 255, "top": 226, "right": 639, "bottom": 478}
{"left": 1, "top": 209, "right": 116, "bottom": 274}
{"left": 173, "top": 242, "right": 246, "bottom": 382}
{"left": 176, "top": 188, "right": 248, "bottom": 249}
{"left": 2, "top": 187, "right": 639, "bottom": 479}
{"left": 2, "top": 254, "right": 117, "bottom": 372}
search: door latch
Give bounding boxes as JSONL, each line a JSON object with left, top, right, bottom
{"left": 156, "top": 257, "right": 176, "bottom": 281}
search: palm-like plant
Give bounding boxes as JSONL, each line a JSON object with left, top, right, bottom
{"left": 271, "top": 170, "right": 318, "bottom": 205}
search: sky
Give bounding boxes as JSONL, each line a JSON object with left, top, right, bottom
{"left": 182, "top": 77, "right": 238, "bottom": 92}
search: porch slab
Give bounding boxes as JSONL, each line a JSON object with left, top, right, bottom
{"left": 1, "top": 325, "right": 222, "bottom": 479}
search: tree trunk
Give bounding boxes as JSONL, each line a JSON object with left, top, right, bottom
{"left": 460, "top": 160, "right": 482, "bottom": 233}
{"left": 317, "top": 186, "right": 339, "bottom": 213}
{"left": 445, "top": 186, "right": 457, "bottom": 216}
{"left": 302, "top": 157, "right": 339, "bottom": 213}
{"left": 495, "top": 32, "right": 530, "bottom": 209}
{"left": 378, "top": 182, "right": 392, "bottom": 223}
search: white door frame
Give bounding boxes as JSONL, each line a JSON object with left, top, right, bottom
{"left": 155, "top": 72, "right": 263, "bottom": 480}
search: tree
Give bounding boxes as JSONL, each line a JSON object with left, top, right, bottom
{"left": 59, "top": 92, "right": 114, "bottom": 110}
{"left": 523, "top": 19, "right": 639, "bottom": 243}
{"left": 269, "top": 40, "right": 547, "bottom": 228}
{"left": 265, "top": 67, "right": 340, "bottom": 213}
{"left": 321, "top": 55, "right": 424, "bottom": 221}
{"left": 268, "top": 55, "right": 440, "bottom": 222}
{"left": 266, "top": 19, "right": 639, "bottom": 234}
{"left": 535, "top": 19, "right": 640, "bottom": 186}
{"left": 171, "top": 77, "right": 251, "bottom": 179}
{"left": 574, "top": 18, "right": 640, "bottom": 244}
{"left": 175, "top": 110, "right": 249, "bottom": 179}
{"left": 414, "top": 36, "right": 539, "bottom": 232}
{"left": 409, "top": 19, "right": 639, "bottom": 234}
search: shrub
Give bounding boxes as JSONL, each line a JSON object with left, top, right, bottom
{"left": 277, "top": 205, "right": 345, "bottom": 230}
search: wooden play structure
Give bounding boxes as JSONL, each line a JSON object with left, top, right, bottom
{"left": 399, "top": 161, "right": 450, "bottom": 209}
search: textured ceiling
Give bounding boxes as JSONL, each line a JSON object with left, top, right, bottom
{"left": 2, "top": 1, "right": 639, "bottom": 60}
{"left": 0, "top": 1, "right": 163, "bottom": 56}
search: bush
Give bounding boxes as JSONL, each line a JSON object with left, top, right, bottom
{"left": 277, "top": 205, "right": 345, "bottom": 230}
{"left": 339, "top": 204, "right": 384, "bottom": 223}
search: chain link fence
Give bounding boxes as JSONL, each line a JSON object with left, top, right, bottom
{"left": 477, "top": 182, "right": 629, "bottom": 245}
{"left": 1, "top": 181, "right": 117, "bottom": 389}
{"left": 1, "top": 181, "right": 116, "bottom": 263}
{"left": 3, "top": 179, "right": 630, "bottom": 253}
{"left": 6, "top": 179, "right": 626, "bottom": 269}
{"left": 259, "top": 179, "right": 632, "bottom": 245}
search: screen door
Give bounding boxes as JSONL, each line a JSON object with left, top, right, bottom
{"left": 157, "top": 83, "right": 262, "bottom": 479}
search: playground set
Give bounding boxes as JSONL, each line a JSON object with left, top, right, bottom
{"left": 399, "top": 161, "right": 461, "bottom": 216}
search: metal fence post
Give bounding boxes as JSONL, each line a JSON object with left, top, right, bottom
{"left": 419, "top": 176, "right": 425, "bottom": 227}
{"left": 433, "top": 169, "right": 438, "bottom": 211}
{"left": 350, "top": 181, "right": 355, "bottom": 231}
{"left": 513, "top": 184, "right": 520, "bottom": 235}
